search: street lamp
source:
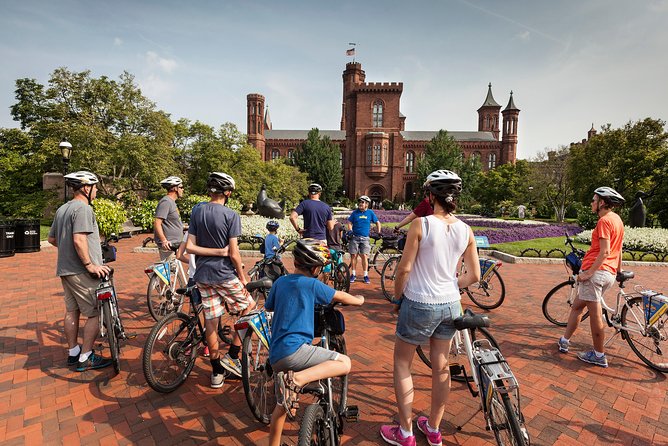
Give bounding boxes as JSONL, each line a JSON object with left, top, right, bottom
{"left": 59, "top": 139, "right": 72, "bottom": 201}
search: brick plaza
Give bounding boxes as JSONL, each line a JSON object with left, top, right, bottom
{"left": 0, "top": 237, "right": 667, "bottom": 445}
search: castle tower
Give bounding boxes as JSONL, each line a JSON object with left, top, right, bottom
{"left": 501, "top": 91, "right": 520, "bottom": 164}
{"left": 247, "top": 93, "right": 266, "bottom": 160}
{"left": 477, "top": 83, "right": 501, "bottom": 139}
{"left": 588, "top": 123, "right": 597, "bottom": 140}
{"left": 340, "top": 62, "right": 366, "bottom": 131}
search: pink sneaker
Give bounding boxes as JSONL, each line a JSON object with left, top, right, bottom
{"left": 380, "top": 425, "right": 416, "bottom": 446}
{"left": 417, "top": 416, "right": 442, "bottom": 446}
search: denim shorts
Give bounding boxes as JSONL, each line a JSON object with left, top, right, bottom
{"left": 348, "top": 235, "right": 371, "bottom": 255}
{"left": 396, "top": 297, "right": 462, "bottom": 345}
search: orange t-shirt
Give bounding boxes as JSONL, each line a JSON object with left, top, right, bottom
{"left": 581, "top": 212, "right": 625, "bottom": 274}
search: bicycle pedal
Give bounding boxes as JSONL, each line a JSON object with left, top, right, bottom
{"left": 122, "top": 332, "right": 137, "bottom": 340}
{"left": 342, "top": 405, "right": 360, "bottom": 422}
{"left": 449, "top": 363, "right": 463, "bottom": 376}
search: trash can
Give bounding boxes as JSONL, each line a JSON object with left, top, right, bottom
{"left": 0, "top": 220, "right": 16, "bottom": 257}
{"left": 14, "top": 219, "right": 41, "bottom": 253}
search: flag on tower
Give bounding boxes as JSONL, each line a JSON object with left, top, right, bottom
{"left": 346, "top": 48, "right": 355, "bottom": 56}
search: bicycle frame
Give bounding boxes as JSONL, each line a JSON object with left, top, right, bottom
{"left": 96, "top": 277, "right": 123, "bottom": 336}
{"left": 601, "top": 286, "right": 648, "bottom": 345}
{"left": 145, "top": 257, "right": 187, "bottom": 290}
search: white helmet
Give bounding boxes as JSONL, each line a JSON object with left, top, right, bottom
{"left": 308, "top": 183, "right": 323, "bottom": 194}
{"left": 594, "top": 187, "right": 625, "bottom": 206}
{"left": 358, "top": 195, "right": 371, "bottom": 203}
{"left": 160, "top": 176, "right": 183, "bottom": 189}
{"left": 207, "top": 172, "right": 236, "bottom": 192}
{"left": 423, "top": 170, "right": 462, "bottom": 197}
{"left": 64, "top": 171, "right": 99, "bottom": 189}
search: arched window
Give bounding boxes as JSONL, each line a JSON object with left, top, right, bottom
{"left": 373, "top": 100, "right": 383, "bottom": 128}
{"left": 405, "top": 151, "right": 415, "bottom": 173}
{"left": 472, "top": 151, "right": 481, "bottom": 163}
{"left": 488, "top": 152, "right": 497, "bottom": 169}
{"left": 287, "top": 149, "right": 294, "bottom": 162}
{"left": 271, "top": 149, "right": 280, "bottom": 161}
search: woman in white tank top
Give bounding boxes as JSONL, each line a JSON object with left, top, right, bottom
{"left": 380, "top": 170, "right": 481, "bottom": 446}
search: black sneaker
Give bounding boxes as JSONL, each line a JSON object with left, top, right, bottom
{"left": 67, "top": 354, "right": 80, "bottom": 366}
{"left": 76, "top": 353, "right": 112, "bottom": 372}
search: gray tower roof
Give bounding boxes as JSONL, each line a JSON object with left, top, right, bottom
{"left": 479, "top": 83, "right": 501, "bottom": 109}
{"left": 503, "top": 91, "right": 520, "bottom": 112}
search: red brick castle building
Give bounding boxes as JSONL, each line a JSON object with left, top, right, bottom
{"left": 247, "top": 62, "right": 519, "bottom": 203}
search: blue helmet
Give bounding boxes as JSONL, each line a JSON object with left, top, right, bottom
{"left": 266, "top": 220, "right": 280, "bottom": 231}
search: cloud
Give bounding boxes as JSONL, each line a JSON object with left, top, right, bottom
{"left": 113, "top": 37, "right": 123, "bottom": 46}
{"left": 146, "top": 51, "right": 177, "bottom": 73}
{"left": 648, "top": 0, "right": 668, "bottom": 11}
{"left": 138, "top": 73, "right": 173, "bottom": 100}
{"left": 516, "top": 30, "right": 530, "bottom": 41}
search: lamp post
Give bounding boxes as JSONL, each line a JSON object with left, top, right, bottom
{"left": 59, "top": 139, "right": 72, "bottom": 202}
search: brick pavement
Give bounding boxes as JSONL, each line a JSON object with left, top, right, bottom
{"left": 0, "top": 237, "right": 667, "bottom": 445}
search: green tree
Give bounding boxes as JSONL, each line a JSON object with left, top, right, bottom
{"left": 292, "top": 128, "right": 343, "bottom": 203}
{"left": 415, "top": 130, "right": 482, "bottom": 207}
{"left": 472, "top": 160, "right": 531, "bottom": 213}
{"left": 527, "top": 147, "right": 573, "bottom": 222}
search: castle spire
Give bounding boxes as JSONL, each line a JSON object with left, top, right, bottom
{"left": 479, "top": 82, "right": 501, "bottom": 108}
{"left": 504, "top": 90, "right": 519, "bottom": 111}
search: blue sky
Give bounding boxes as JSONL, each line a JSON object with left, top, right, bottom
{"left": 1, "top": 0, "right": 667, "bottom": 159}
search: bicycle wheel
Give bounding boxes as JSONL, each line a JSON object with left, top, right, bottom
{"left": 542, "top": 280, "right": 589, "bottom": 327}
{"left": 218, "top": 311, "right": 235, "bottom": 346}
{"left": 380, "top": 256, "right": 400, "bottom": 302}
{"left": 142, "top": 312, "right": 199, "bottom": 393}
{"left": 329, "top": 333, "right": 349, "bottom": 412}
{"left": 298, "top": 404, "right": 331, "bottom": 446}
{"left": 146, "top": 272, "right": 186, "bottom": 321}
{"left": 621, "top": 296, "right": 668, "bottom": 373}
{"left": 333, "top": 263, "right": 351, "bottom": 293}
{"left": 241, "top": 329, "right": 275, "bottom": 424}
{"left": 489, "top": 390, "right": 530, "bottom": 445}
{"left": 102, "top": 299, "right": 121, "bottom": 375}
{"left": 465, "top": 269, "right": 506, "bottom": 310}
{"left": 373, "top": 248, "right": 400, "bottom": 275}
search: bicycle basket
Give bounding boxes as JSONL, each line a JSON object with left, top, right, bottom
{"left": 479, "top": 258, "right": 496, "bottom": 277}
{"left": 398, "top": 236, "right": 406, "bottom": 251}
{"left": 382, "top": 237, "right": 400, "bottom": 250}
{"left": 101, "top": 244, "right": 117, "bottom": 263}
{"left": 640, "top": 290, "right": 668, "bottom": 325}
{"left": 565, "top": 252, "right": 582, "bottom": 274}
{"left": 314, "top": 307, "right": 346, "bottom": 336}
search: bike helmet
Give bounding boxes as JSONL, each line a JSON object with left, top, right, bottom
{"left": 207, "top": 172, "right": 236, "bottom": 193}
{"left": 160, "top": 176, "right": 183, "bottom": 189}
{"left": 293, "top": 239, "right": 331, "bottom": 268}
{"left": 594, "top": 187, "right": 625, "bottom": 206}
{"left": 423, "top": 169, "right": 462, "bottom": 198}
{"left": 358, "top": 195, "right": 371, "bottom": 204}
{"left": 308, "top": 183, "right": 323, "bottom": 194}
{"left": 266, "top": 220, "right": 280, "bottom": 231}
{"left": 64, "top": 171, "right": 99, "bottom": 189}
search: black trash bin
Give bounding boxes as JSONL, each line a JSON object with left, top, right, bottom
{"left": 14, "top": 219, "right": 41, "bottom": 253}
{"left": 0, "top": 220, "right": 16, "bottom": 257}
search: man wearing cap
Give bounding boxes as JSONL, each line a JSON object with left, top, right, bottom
{"left": 347, "top": 195, "right": 381, "bottom": 284}
{"left": 290, "top": 183, "right": 335, "bottom": 244}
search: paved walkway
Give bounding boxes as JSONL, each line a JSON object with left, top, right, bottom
{"left": 0, "top": 237, "right": 667, "bottom": 445}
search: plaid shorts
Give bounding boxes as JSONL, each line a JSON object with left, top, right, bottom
{"left": 197, "top": 278, "right": 253, "bottom": 320}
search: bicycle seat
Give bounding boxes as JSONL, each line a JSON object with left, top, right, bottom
{"left": 454, "top": 309, "right": 490, "bottom": 330}
{"left": 246, "top": 277, "right": 273, "bottom": 292}
{"left": 616, "top": 270, "right": 634, "bottom": 285}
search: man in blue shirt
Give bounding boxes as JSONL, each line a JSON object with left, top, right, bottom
{"left": 290, "top": 183, "right": 335, "bottom": 243}
{"left": 347, "top": 195, "right": 381, "bottom": 284}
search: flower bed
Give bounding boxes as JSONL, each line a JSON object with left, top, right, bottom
{"left": 576, "top": 227, "right": 668, "bottom": 253}
{"left": 240, "top": 215, "right": 302, "bottom": 241}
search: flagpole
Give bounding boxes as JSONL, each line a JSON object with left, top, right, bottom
{"left": 348, "top": 42, "right": 357, "bottom": 63}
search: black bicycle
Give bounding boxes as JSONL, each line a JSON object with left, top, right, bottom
{"left": 297, "top": 303, "right": 359, "bottom": 446}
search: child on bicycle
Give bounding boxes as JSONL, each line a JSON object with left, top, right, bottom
{"left": 263, "top": 220, "right": 282, "bottom": 260}
{"left": 266, "top": 239, "right": 364, "bottom": 446}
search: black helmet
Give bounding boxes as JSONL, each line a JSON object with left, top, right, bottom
{"left": 266, "top": 220, "right": 280, "bottom": 231}
{"left": 207, "top": 172, "right": 235, "bottom": 193}
{"left": 293, "top": 239, "right": 331, "bottom": 268}
{"left": 594, "top": 187, "right": 625, "bottom": 206}
{"left": 423, "top": 170, "right": 462, "bottom": 198}
{"left": 308, "top": 183, "right": 323, "bottom": 194}
{"left": 64, "top": 171, "right": 99, "bottom": 189}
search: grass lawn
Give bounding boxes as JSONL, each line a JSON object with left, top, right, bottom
{"left": 40, "top": 225, "right": 50, "bottom": 241}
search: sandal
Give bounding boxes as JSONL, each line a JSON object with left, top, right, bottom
{"left": 276, "top": 371, "right": 300, "bottom": 418}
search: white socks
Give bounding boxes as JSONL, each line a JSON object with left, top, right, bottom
{"left": 69, "top": 345, "right": 81, "bottom": 356}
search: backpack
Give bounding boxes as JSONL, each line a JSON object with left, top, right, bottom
{"left": 259, "top": 240, "right": 266, "bottom": 255}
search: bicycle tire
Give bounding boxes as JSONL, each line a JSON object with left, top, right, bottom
{"left": 372, "top": 247, "right": 400, "bottom": 276}
{"left": 417, "top": 326, "right": 499, "bottom": 383}
{"left": 542, "top": 280, "right": 589, "bottom": 327}
{"left": 621, "top": 296, "right": 668, "bottom": 373}
{"left": 298, "top": 404, "right": 331, "bottom": 446}
{"left": 465, "top": 269, "right": 506, "bottom": 310}
{"left": 146, "top": 272, "right": 186, "bottom": 321}
{"left": 241, "top": 329, "right": 275, "bottom": 424}
{"left": 490, "top": 390, "right": 530, "bottom": 445}
{"left": 102, "top": 299, "right": 121, "bottom": 375}
{"left": 333, "top": 263, "right": 351, "bottom": 293}
{"left": 380, "top": 256, "right": 400, "bottom": 302}
{"left": 328, "top": 333, "right": 349, "bottom": 413}
{"left": 142, "top": 312, "right": 199, "bottom": 393}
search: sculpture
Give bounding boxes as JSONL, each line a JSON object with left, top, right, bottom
{"left": 256, "top": 184, "right": 285, "bottom": 219}
{"left": 628, "top": 191, "right": 647, "bottom": 228}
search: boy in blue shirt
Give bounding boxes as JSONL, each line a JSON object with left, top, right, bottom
{"left": 263, "top": 220, "right": 281, "bottom": 260}
{"left": 266, "top": 239, "right": 364, "bottom": 446}
{"left": 347, "top": 195, "right": 381, "bottom": 283}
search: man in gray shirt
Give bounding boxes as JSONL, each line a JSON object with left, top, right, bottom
{"left": 154, "top": 176, "right": 185, "bottom": 260}
{"left": 48, "top": 171, "right": 112, "bottom": 372}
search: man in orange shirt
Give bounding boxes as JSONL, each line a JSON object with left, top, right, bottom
{"left": 558, "top": 187, "right": 625, "bottom": 367}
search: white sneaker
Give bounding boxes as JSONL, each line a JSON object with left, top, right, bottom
{"left": 211, "top": 372, "right": 225, "bottom": 388}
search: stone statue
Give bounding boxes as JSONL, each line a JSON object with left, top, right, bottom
{"left": 628, "top": 191, "right": 647, "bottom": 228}
{"left": 256, "top": 184, "right": 285, "bottom": 219}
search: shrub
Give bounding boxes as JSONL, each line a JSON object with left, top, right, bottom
{"left": 130, "top": 199, "right": 158, "bottom": 231}
{"left": 575, "top": 203, "right": 598, "bottom": 230}
{"left": 382, "top": 199, "right": 397, "bottom": 210}
{"left": 178, "top": 194, "right": 210, "bottom": 223}
{"left": 93, "top": 198, "right": 127, "bottom": 237}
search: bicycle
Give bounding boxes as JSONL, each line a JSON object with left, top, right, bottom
{"left": 463, "top": 236, "right": 506, "bottom": 310}
{"left": 297, "top": 302, "right": 359, "bottom": 446}
{"left": 544, "top": 269, "right": 668, "bottom": 373}
{"left": 96, "top": 233, "right": 133, "bottom": 375}
{"left": 246, "top": 239, "right": 294, "bottom": 305}
{"left": 144, "top": 244, "right": 188, "bottom": 321}
{"left": 320, "top": 248, "right": 351, "bottom": 293}
{"left": 417, "top": 308, "right": 530, "bottom": 445}
{"left": 365, "top": 232, "right": 403, "bottom": 275}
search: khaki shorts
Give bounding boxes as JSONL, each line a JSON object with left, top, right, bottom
{"left": 578, "top": 270, "right": 616, "bottom": 302}
{"left": 61, "top": 273, "right": 100, "bottom": 317}
{"left": 197, "top": 278, "right": 253, "bottom": 320}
